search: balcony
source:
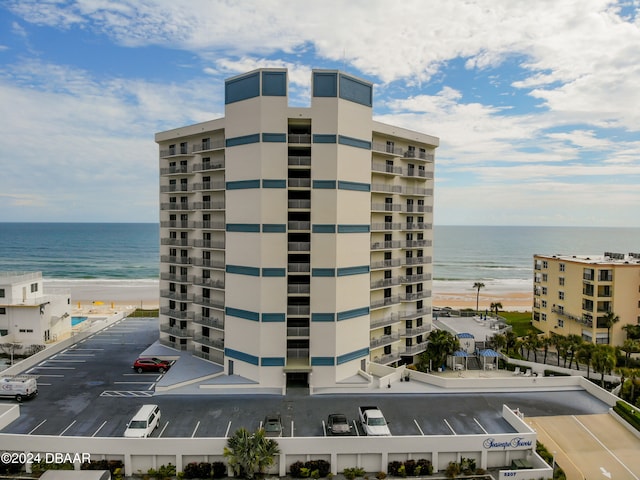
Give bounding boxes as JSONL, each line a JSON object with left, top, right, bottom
{"left": 160, "top": 221, "right": 196, "bottom": 229}
{"left": 193, "top": 277, "right": 225, "bottom": 289}
{"left": 400, "top": 324, "right": 431, "bottom": 336}
{"left": 160, "top": 307, "right": 194, "bottom": 320}
{"left": 192, "top": 335, "right": 224, "bottom": 350}
{"left": 193, "top": 349, "right": 224, "bottom": 365}
{"left": 404, "top": 150, "right": 434, "bottom": 162}
{"left": 192, "top": 221, "right": 225, "bottom": 230}
{"left": 287, "top": 242, "right": 311, "bottom": 252}
{"left": 401, "top": 274, "right": 431, "bottom": 284}
{"left": 193, "top": 315, "right": 224, "bottom": 330}
{"left": 371, "top": 277, "right": 401, "bottom": 289}
{"left": 400, "top": 343, "right": 428, "bottom": 355}
{"left": 288, "top": 222, "right": 311, "bottom": 231}
{"left": 160, "top": 165, "right": 192, "bottom": 175}
{"left": 160, "top": 145, "right": 193, "bottom": 157}
{"left": 193, "top": 201, "right": 225, "bottom": 211}
{"left": 193, "top": 296, "right": 225, "bottom": 310}
{"left": 159, "top": 324, "right": 193, "bottom": 338}
{"left": 402, "top": 256, "right": 431, "bottom": 266}
{"left": 401, "top": 205, "right": 432, "bottom": 214}
{"left": 401, "top": 240, "right": 432, "bottom": 249}
{"left": 160, "top": 202, "right": 196, "bottom": 211}
{"left": 287, "top": 305, "right": 310, "bottom": 315}
{"left": 193, "top": 161, "right": 225, "bottom": 172}
{"left": 287, "top": 347, "right": 310, "bottom": 359}
{"left": 402, "top": 223, "right": 431, "bottom": 230}
{"left": 161, "top": 238, "right": 191, "bottom": 247}
{"left": 288, "top": 284, "right": 310, "bottom": 294}
{"left": 371, "top": 241, "right": 401, "bottom": 250}
{"left": 551, "top": 307, "right": 591, "bottom": 326}
{"left": 160, "top": 255, "right": 191, "bottom": 265}
{"left": 192, "top": 139, "right": 225, "bottom": 152}
{"left": 370, "top": 296, "right": 401, "bottom": 309}
{"left": 192, "top": 258, "right": 225, "bottom": 269}
{"left": 371, "top": 352, "right": 401, "bottom": 365}
{"left": 288, "top": 134, "right": 311, "bottom": 144}
{"left": 191, "top": 181, "right": 225, "bottom": 191}
{"left": 372, "top": 163, "right": 402, "bottom": 175}
{"left": 401, "top": 291, "right": 431, "bottom": 301}
{"left": 288, "top": 156, "right": 311, "bottom": 166}
{"left": 288, "top": 178, "right": 311, "bottom": 188}
{"left": 159, "top": 338, "right": 188, "bottom": 351}
{"left": 371, "top": 183, "right": 402, "bottom": 194}
{"left": 193, "top": 239, "right": 225, "bottom": 249}
{"left": 160, "top": 184, "right": 191, "bottom": 193}
{"left": 370, "top": 314, "right": 401, "bottom": 329}
{"left": 370, "top": 333, "right": 400, "bottom": 349}
{"left": 288, "top": 199, "right": 311, "bottom": 209}
{"left": 287, "top": 327, "right": 310, "bottom": 337}
{"left": 399, "top": 308, "right": 431, "bottom": 320}
{"left": 403, "top": 168, "right": 433, "bottom": 180}
{"left": 399, "top": 186, "right": 432, "bottom": 196}
{"left": 370, "top": 259, "right": 401, "bottom": 270}
{"left": 371, "top": 142, "right": 403, "bottom": 156}
{"left": 371, "top": 223, "right": 402, "bottom": 231}
{"left": 288, "top": 263, "right": 310, "bottom": 273}
{"left": 160, "top": 272, "right": 194, "bottom": 283}
{"left": 371, "top": 203, "right": 402, "bottom": 212}
{"left": 160, "top": 290, "right": 194, "bottom": 302}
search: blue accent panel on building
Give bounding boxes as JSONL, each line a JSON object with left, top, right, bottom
{"left": 262, "top": 268, "right": 286, "bottom": 277}
{"left": 226, "top": 133, "right": 261, "bottom": 147}
{"left": 337, "top": 347, "right": 369, "bottom": 365}
{"left": 226, "top": 224, "right": 260, "bottom": 233}
{"left": 262, "top": 313, "right": 286, "bottom": 322}
{"left": 262, "top": 133, "right": 287, "bottom": 143}
{"left": 312, "top": 268, "right": 336, "bottom": 277}
{"left": 262, "top": 179, "right": 287, "bottom": 188}
{"left": 313, "top": 72, "right": 338, "bottom": 97}
{"left": 225, "top": 307, "right": 260, "bottom": 322}
{"left": 225, "top": 347, "right": 260, "bottom": 365}
{"left": 262, "top": 224, "right": 286, "bottom": 233}
{"left": 339, "top": 74, "right": 373, "bottom": 107}
{"left": 338, "top": 135, "right": 372, "bottom": 150}
{"left": 338, "top": 180, "right": 371, "bottom": 192}
{"left": 311, "top": 313, "right": 336, "bottom": 322}
{"left": 312, "top": 224, "right": 336, "bottom": 233}
{"left": 226, "top": 179, "right": 261, "bottom": 190}
{"left": 261, "top": 357, "right": 286, "bottom": 366}
{"left": 337, "top": 306, "right": 370, "bottom": 321}
{"left": 337, "top": 224, "right": 370, "bottom": 233}
{"left": 313, "top": 134, "right": 337, "bottom": 144}
{"left": 337, "top": 265, "right": 370, "bottom": 277}
{"left": 313, "top": 180, "right": 336, "bottom": 189}
{"left": 225, "top": 72, "right": 260, "bottom": 104}
{"left": 261, "top": 71, "right": 287, "bottom": 97}
{"left": 311, "top": 357, "right": 335, "bottom": 366}
{"left": 226, "top": 265, "right": 260, "bottom": 277}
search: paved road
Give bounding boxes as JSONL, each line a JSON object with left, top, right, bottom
{"left": 0, "top": 316, "right": 612, "bottom": 438}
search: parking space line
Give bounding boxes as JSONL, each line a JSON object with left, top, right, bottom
{"left": 37, "top": 383, "right": 52, "bottom": 386}
{"left": 158, "top": 421, "right": 169, "bottom": 438}
{"left": 474, "top": 418, "right": 488, "bottom": 434}
{"left": 290, "top": 420, "right": 294, "bottom": 438}
{"left": 413, "top": 419, "right": 425, "bottom": 435}
{"left": 224, "top": 421, "right": 232, "bottom": 437}
{"left": 191, "top": 421, "right": 200, "bottom": 438}
{"left": 31, "top": 366, "right": 75, "bottom": 370}
{"left": 28, "top": 419, "right": 47, "bottom": 435}
{"left": 322, "top": 420, "right": 326, "bottom": 436}
{"left": 30, "top": 374, "right": 64, "bottom": 377}
{"left": 148, "top": 383, "right": 155, "bottom": 390}
{"left": 59, "top": 420, "right": 76, "bottom": 436}
{"left": 114, "top": 381, "right": 154, "bottom": 385}
{"left": 45, "top": 359, "right": 87, "bottom": 363}
{"left": 92, "top": 421, "right": 107, "bottom": 437}
{"left": 69, "top": 348, "right": 104, "bottom": 351}
{"left": 444, "top": 419, "right": 456, "bottom": 434}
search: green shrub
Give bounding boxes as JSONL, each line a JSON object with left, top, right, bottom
{"left": 614, "top": 401, "right": 640, "bottom": 432}
{"left": 183, "top": 461, "right": 212, "bottom": 479}
{"left": 211, "top": 461, "right": 227, "bottom": 479}
{"left": 343, "top": 467, "right": 366, "bottom": 480}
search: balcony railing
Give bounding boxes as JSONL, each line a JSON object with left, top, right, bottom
{"left": 288, "top": 222, "right": 311, "bottom": 231}
{"left": 288, "top": 263, "right": 310, "bottom": 273}
{"left": 401, "top": 274, "right": 431, "bottom": 283}
{"left": 402, "top": 223, "right": 431, "bottom": 230}
{"left": 193, "top": 277, "right": 225, "bottom": 289}
{"left": 193, "top": 296, "right": 225, "bottom": 310}
{"left": 160, "top": 165, "right": 191, "bottom": 175}
{"left": 371, "top": 223, "right": 402, "bottom": 231}
{"left": 160, "top": 272, "right": 194, "bottom": 283}
{"left": 287, "top": 347, "right": 310, "bottom": 359}
{"left": 371, "top": 142, "right": 403, "bottom": 156}
{"left": 161, "top": 238, "right": 191, "bottom": 247}
{"left": 401, "top": 205, "right": 432, "bottom": 214}
{"left": 372, "top": 163, "right": 403, "bottom": 175}
{"left": 193, "top": 315, "right": 224, "bottom": 330}
{"left": 160, "top": 221, "right": 196, "bottom": 229}
{"left": 192, "top": 139, "right": 225, "bottom": 152}
{"left": 193, "top": 201, "right": 225, "bottom": 210}
{"left": 288, "top": 178, "right": 311, "bottom": 188}
{"left": 370, "top": 259, "right": 401, "bottom": 270}
{"left": 288, "top": 134, "right": 311, "bottom": 144}
{"left": 288, "top": 199, "right": 311, "bottom": 209}
{"left": 551, "top": 307, "right": 591, "bottom": 326}
{"left": 191, "top": 258, "right": 225, "bottom": 269}
{"left": 160, "top": 184, "right": 191, "bottom": 193}
{"left": 371, "top": 277, "right": 401, "bottom": 289}
{"left": 399, "top": 308, "right": 431, "bottom": 320}
{"left": 370, "top": 296, "right": 401, "bottom": 309}
{"left": 159, "top": 324, "right": 193, "bottom": 337}
{"left": 192, "top": 335, "right": 224, "bottom": 350}
{"left": 288, "top": 156, "right": 311, "bottom": 166}
{"left": 371, "top": 352, "right": 401, "bottom": 365}
{"left": 192, "top": 222, "right": 225, "bottom": 230}
{"left": 160, "top": 255, "right": 191, "bottom": 265}
{"left": 404, "top": 150, "right": 434, "bottom": 161}
{"left": 160, "top": 202, "right": 195, "bottom": 211}
{"left": 193, "top": 349, "right": 224, "bottom": 365}
{"left": 160, "top": 307, "right": 194, "bottom": 320}
{"left": 370, "top": 314, "right": 401, "bottom": 329}
{"left": 370, "top": 333, "right": 400, "bottom": 349}
{"left": 400, "top": 291, "right": 431, "bottom": 301}
{"left": 371, "top": 183, "right": 402, "bottom": 194}
{"left": 159, "top": 338, "right": 188, "bottom": 351}
{"left": 401, "top": 240, "right": 432, "bottom": 248}
{"left": 400, "top": 343, "right": 428, "bottom": 355}
{"left": 287, "top": 305, "right": 310, "bottom": 315}
{"left": 193, "top": 161, "right": 225, "bottom": 172}
{"left": 287, "top": 327, "right": 310, "bottom": 337}
{"left": 160, "top": 290, "right": 194, "bottom": 302}
{"left": 193, "top": 239, "right": 225, "bottom": 249}
{"left": 371, "top": 203, "right": 402, "bottom": 212}
{"left": 371, "top": 241, "right": 401, "bottom": 250}
{"left": 288, "top": 284, "right": 310, "bottom": 294}
{"left": 399, "top": 324, "right": 431, "bottom": 336}
{"left": 402, "top": 256, "right": 432, "bottom": 266}
{"left": 191, "top": 182, "right": 226, "bottom": 191}
{"left": 403, "top": 168, "right": 433, "bottom": 179}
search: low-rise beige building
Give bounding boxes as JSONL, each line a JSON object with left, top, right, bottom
{"left": 532, "top": 252, "right": 640, "bottom": 345}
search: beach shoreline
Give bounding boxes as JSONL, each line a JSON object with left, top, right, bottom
{"left": 44, "top": 279, "right": 532, "bottom": 313}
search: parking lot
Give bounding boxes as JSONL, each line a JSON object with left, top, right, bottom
{"left": 1, "top": 316, "right": 611, "bottom": 438}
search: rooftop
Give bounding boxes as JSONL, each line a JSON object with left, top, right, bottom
{"left": 536, "top": 251, "right": 640, "bottom": 265}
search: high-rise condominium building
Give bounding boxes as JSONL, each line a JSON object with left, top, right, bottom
{"left": 155, "top": 69, "right": 439, "bottom": 389}
{"left": 532, "top": 252, "right": 640, "bottom": 346}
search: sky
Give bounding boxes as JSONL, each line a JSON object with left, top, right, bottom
{"left": 1, "top": 0, "right": 640, "bottom": 227}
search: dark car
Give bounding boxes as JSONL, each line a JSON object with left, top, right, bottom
{"left": 327, "top": 413, "right": 352, "bottom": 435}
{"left": 263, "top": 414, "right": 283, "bottom": 437}
{"left": 133, "top": 357, "right": 173, "bottom": 373}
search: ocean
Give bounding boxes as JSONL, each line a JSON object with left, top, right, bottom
{"left": 1, "top": 223, "right": 640, "bottom": 295}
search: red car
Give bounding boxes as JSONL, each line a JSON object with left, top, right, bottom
{"left": 133, "top": 357, "right": 172, "bottom": 373}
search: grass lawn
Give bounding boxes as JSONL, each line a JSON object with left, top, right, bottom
{"left": 500, "top": 310, "right": 541, "bottom": 337}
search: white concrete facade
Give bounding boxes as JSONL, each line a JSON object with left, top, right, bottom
{"left": 0, "top": 272, "right": 71, "bottom": 345}
{"left": 155, "top": 69, "right": 439, "bottom": 389}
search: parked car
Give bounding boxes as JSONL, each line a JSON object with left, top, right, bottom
{"left": 326, "top": 413, "right": 352, "bottom": 435}
{"left": 263, "top": 414, "right": 283, "bottom": 437}
{"left": 132, "top": 357, "right": 173, "bottom": 373}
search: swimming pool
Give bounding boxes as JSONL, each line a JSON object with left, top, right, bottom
{"left": 71, "top": 316, "right": 88, "bottom": 326}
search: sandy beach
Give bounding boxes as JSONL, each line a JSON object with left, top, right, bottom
{"left": 44, "top": 279, "right": 531, "bottom": 313}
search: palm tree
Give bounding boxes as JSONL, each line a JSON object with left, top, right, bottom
{"left": 622, "top": 324, "right": 640, "bottom": 340}
{"left": 423, "top": 329, "right": 460, "bottom": 370}
{"left": 621, "top": 339, "right": 640, "bottom": 367}
{"left": 602, "top": 310, "right": 620, "bottom": 345}
{"left": 224, "top": 427, "right": 280, "bottom": 479}
{"left": 491, "top": 333, "right": 506, "bottom": 354}
{"left": 473, "top": 282, "right": 485, "bottom": 313}
{"left": 504, "top": 330, "right": 517, "bottom": 356}
{"left": 577, "top": 342, "right": 596, "bottom": 379}
{"left": 490, "top": 302, "right": 503, "bottom": 318}
{"left": 566, "top": 334, "right": 583, "bottom": 369}
{"left": 524, "top": 333, "right": 541, "bottom": 362}
{"left": 541, "top": 336, "right": 551, "bottom": 365}
{"left": 592, "top": 344, "right": 617, "bottom": 387}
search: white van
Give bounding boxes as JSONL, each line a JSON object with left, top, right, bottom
{"left": 0, "top": 375, "right": 38, "bottom": 402}
{"left": 124, "top": 404, "right": 161, "bottom": 438}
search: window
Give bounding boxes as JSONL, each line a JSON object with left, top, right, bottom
{"left": 0, "top": 308, "right": 5, "bottom": 314}
{"left": 541, "top": 313, "right": 547, "bottom": 322}
{"left": 542, "top": 274, "right": 548, "bottom": 282}
{"left": 30, "top": 283, "right": 38, "bottom": 293}
{"left": 542, "top": 287, "right": 547, "bottom": 295}
{"left": 542, "top": 261, "right": 548, "bottom": 269}
{"left": 383, "top": 345, "right": 391, "bottom": 355}
{"left": 559, "top": 292, "right": 564, "bottom": 300}
{"left": 559, "top": 263, "right": 565, "bottom": 272}
{"left": 559, "top": 277, "right": 565, "bottom": 286}
{"left": 541, "top": 300, "right": 547, "bottom": 308}
{"left": 0, "top": 289, "right": 4, "bottom": 298}
{"left": 558, "top": 319, "right": 564, "bottom": 328}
